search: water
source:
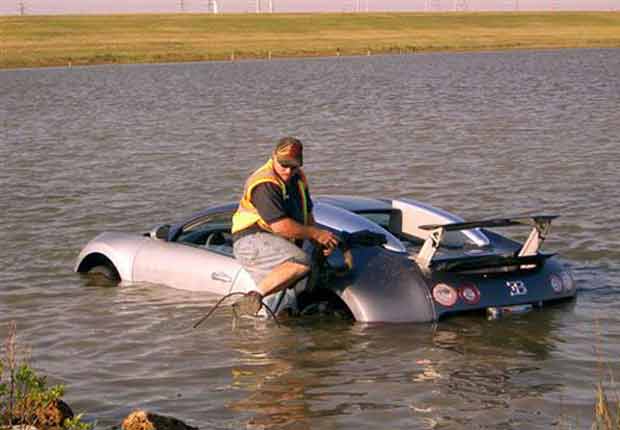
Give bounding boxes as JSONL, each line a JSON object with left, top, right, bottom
{"left": 1, "top": 49, "right": 619, "bottom": 429}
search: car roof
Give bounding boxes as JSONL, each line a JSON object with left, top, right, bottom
{"left": 316, "top": 195, "right": 393, "bottom": 212}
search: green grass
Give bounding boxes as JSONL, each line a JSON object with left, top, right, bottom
{"left": 0, "top": 12, "right": 619, "bottom": 68}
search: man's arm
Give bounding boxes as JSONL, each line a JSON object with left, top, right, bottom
{"left": 270, "top": 217, "right": 338, "bottom": 251}
{"left": 251, "top": 182, "right": 338, "bottom": 250}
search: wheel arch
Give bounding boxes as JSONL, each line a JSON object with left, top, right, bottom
{"left": 329, "top": 248, "right": 436, "bottom": 323}
{"left": 76, "top": 252, "right": 121, "bottom": 281}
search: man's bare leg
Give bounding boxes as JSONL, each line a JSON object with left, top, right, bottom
{"left": 256, "top": 260, "right": 310, "bottom": 297}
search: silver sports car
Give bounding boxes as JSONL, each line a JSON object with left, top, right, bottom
{"left": 75, "top": 195, "right": 576, "bottom": 323}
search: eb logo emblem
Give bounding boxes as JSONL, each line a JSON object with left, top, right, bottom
{"left": 507, "top": 280, "right": 527, "bottom": 296}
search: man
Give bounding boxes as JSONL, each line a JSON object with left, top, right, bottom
{"left": 231, "top": 136, "right": 339, "bottom": 317}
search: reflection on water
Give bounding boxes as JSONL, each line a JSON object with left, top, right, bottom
{"left": 1, "top": 48, "right": 619, "bottom": 428}
{"left": 220, "top": 309, "right": 573, "bottom": 430}
{"left": 217, "top": 301, "right": 575, "bottom": 429}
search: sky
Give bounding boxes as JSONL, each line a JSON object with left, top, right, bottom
{"left": 1, "top": 0, "right": 618, "bottom": 15}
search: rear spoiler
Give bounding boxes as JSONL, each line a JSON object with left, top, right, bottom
{"left": 414, "top": 215, "right": 558, "bottom": 269}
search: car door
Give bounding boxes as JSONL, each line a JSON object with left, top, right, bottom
{"left": 132, "top": 211, "right": 244, "bottom": 294}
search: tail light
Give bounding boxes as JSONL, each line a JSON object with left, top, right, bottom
{"left": 433, "top": 283, "right": 458, "bottom": 307}
{"left": 459, "top": 282, "right": 480, "bottom": 305}
{"left": 549, "top": 274, "right": 563, "bottom": 293}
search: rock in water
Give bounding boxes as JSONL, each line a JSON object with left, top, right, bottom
{"left": 35, "top": 399, "right": 74, "bottom": 429}
{"left": 121, "top": 410, "right": 198, "bottom": 430}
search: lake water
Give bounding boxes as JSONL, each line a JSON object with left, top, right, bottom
{"left": 1, "top": 49, "right": 619, "bottom": 429}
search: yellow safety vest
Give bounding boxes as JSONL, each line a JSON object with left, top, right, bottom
{"left": 231, "top": 159, "right": 310, "bottom": 234}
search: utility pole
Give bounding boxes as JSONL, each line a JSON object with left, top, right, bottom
{"left": 454, "top": 0, "right": 468, "bottom": 11}
{"left": 180, "top": 0, "right": 185, "bottom": 12}
{"left": 19, "top": 0, "right": 25, "bottom": 15}
{"left": 208, "top": 0, "right": 219, "bottom": 13}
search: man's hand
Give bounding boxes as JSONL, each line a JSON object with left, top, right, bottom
{"left": 311, "top": 228, "right": 339, "bottom": 255}
{"left": 269, "top": 218, "right": 339, "bottom": 254}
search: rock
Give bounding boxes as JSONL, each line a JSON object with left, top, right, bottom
{"left": 35, "top": 399, "right": 74, "bottom": 430}
{"left": 8, "top": 398, "right": 73, "bottom": 430}
{"left": 121, "top": 410, "right": 197, "bottom": 430}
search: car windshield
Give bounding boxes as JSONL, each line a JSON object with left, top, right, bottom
{"left": 176, "top": 212, "right": 234, "bottom": 254}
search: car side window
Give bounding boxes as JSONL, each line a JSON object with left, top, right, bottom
{"left": 176, "top": 211, "right": 234, "bottom": 255}
{"left": 356, "top": 209, "right": 424, "bottom": 248}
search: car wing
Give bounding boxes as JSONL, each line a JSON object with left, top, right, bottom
{"left": 415, "top": 215, "right": 558, "bottom": 269}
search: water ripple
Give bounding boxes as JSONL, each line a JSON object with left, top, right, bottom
{"left": 1, "top": 49, "right": 619, "bottom": 429}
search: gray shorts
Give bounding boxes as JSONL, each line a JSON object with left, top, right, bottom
{"left": 233, "top": 232, "right": 311, "bottom": 315}
{"left": 233, "top": 232, "right": 311, "bottom": 286}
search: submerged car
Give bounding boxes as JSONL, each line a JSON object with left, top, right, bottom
{"left": 75, "top": 195, "right": 576, "bottom": 323}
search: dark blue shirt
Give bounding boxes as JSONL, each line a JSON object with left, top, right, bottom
{"left": 251, "top": 173, "right": 313, "bottom": 226}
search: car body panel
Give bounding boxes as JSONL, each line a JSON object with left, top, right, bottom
{"left": 330, "top": 247, "right": 436, "bottom": 323}
{"left": 318, "top": 195, "right": 393, "bottom": 212}
{"left": 312, "top": 202, "right": 406, "bottom": 253}
{"left": 429, "top": 257, "right": 575, "bottom": 319}
{"left": 392, "top": 197, "right": 490, "bottom": 247}
{"left": 74, "top": 232, "right": 148, "bottom": 281}
{"left": 132, "top": 240, "right": 243, "bottom": 294}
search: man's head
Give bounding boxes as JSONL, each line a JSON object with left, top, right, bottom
{"left": 273, "top": 136, "right": 303, "bottom": 168}
{"left": 272, "top": 137, "right": 303, "bottom": 182}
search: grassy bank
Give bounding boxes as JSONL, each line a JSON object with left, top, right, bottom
{"left": 1, "top": 12, "right": 619, "bottom": 69}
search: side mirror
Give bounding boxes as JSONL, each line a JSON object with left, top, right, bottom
{"left": 149, "top": 224, "right": 171, "bottom": 240}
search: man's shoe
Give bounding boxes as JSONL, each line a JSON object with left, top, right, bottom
{"left": 232, "top": 291, "right": 263, "bottom": 317}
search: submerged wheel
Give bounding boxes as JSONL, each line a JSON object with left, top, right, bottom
{"left": 87, "top": 264, "right": 118, "bottom": 281}
{"left": 80, "top": 254, "right": 121, "bottom": 283}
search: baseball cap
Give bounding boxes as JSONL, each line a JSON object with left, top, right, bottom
{"left": 274, "top": 137, "right": 303, "bottom": 167}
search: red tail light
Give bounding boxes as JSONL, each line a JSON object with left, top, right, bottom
{"left": 433, "top": 283, "right": 458, "bottom": 307}
{"left": 459, "top": 282, "right": 481, "bottom": 305}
